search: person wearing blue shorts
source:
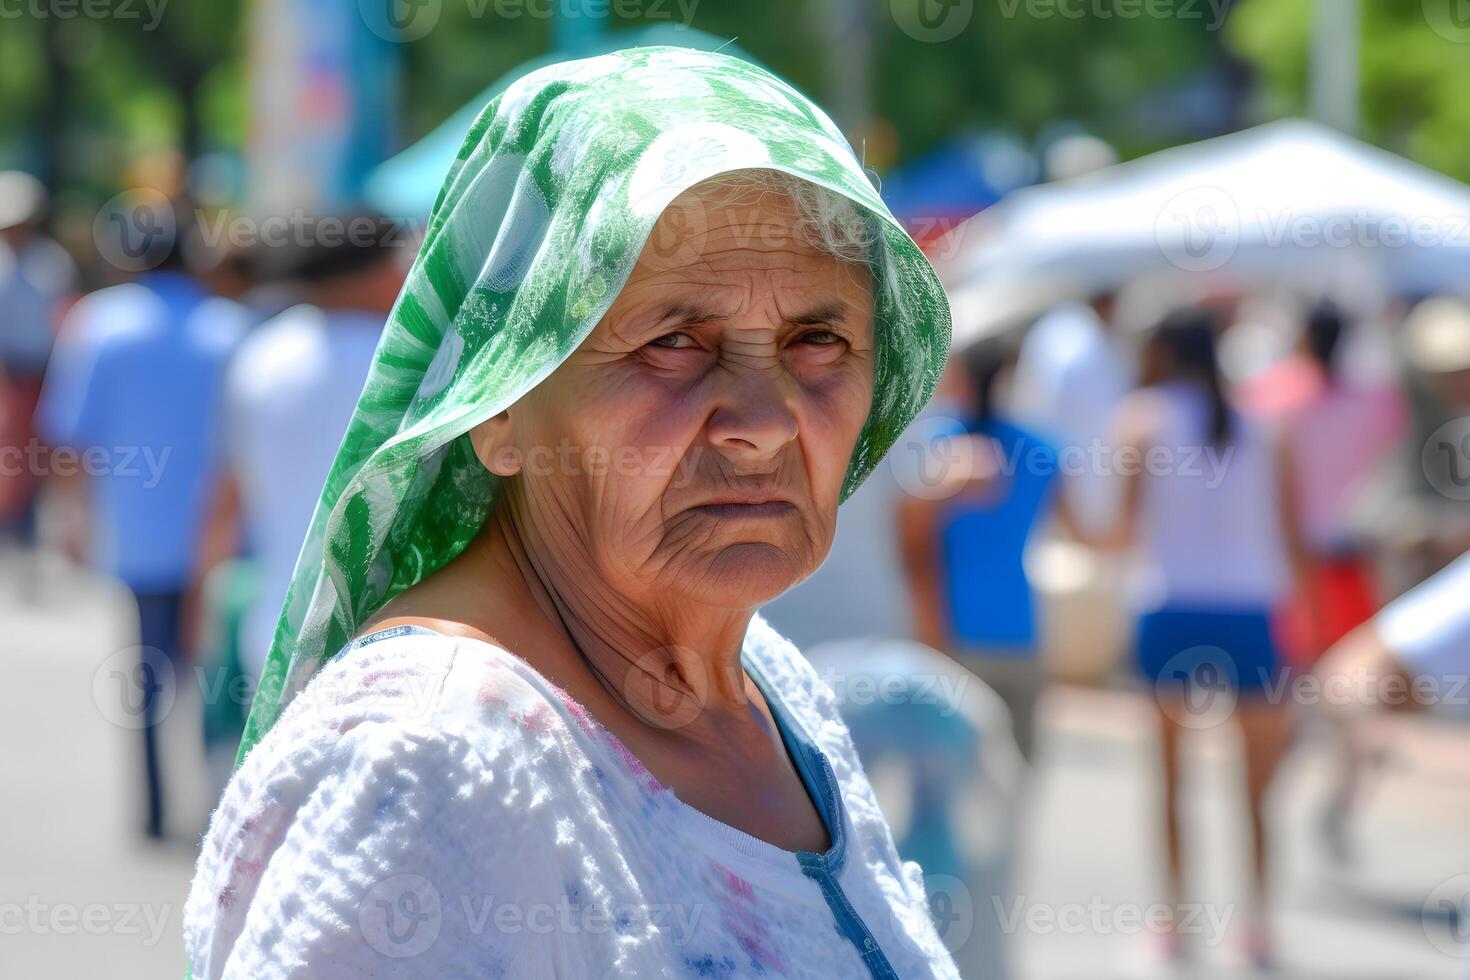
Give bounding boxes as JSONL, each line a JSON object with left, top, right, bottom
{"left": 1072, "top": 305, "right": 1308, "bottom": 969}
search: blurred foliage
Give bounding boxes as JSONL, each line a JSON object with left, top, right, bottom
{"left": 0, "top": 0, "right": 1253, "bottom": 199}
{"left": 1228, "top": 0, "right": 1470, "bottom": 182}
{"left": 0, "top": 0, "right": 244, "bottom": 192}
{"left": 397, "top": 0, "right": 1240, "bottom": 173}
{"left": 17, "top": 0, "right": 1470, "bottom": 198}
{"left": 397, "top": 5, "right": 547, "bottom": 142}
{"left": 871, "top": 0, "right": 1236, "bottom": 164}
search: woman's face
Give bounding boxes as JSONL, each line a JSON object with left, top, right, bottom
{"left": 477, "top": 177, "right": 876, "bottom": 611}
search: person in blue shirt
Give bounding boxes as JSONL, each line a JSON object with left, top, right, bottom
{"left": 37, "top": 227, "right": 246, "bottom": 839}
{"left": 899, "top": 335, "right": 1060, "bottom": 761}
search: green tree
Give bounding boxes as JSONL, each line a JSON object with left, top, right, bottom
{"left": 1228, "top": 0, "right": 1470, "bottom": 181}
{"left": 0, "top": 2, "right": 244, "bottom": 189}
{"left": 395, "top": 0, "right": 1237, "bottom": 170}
{"left": 2, "top": 0, "right": 1245, "bottom": 200}
{"left": 873, "top": 0, "right": 1236, "bottom": 164}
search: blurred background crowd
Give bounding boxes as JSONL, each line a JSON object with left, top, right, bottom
{"left": 3, "top": 1, "right": 1470, "bottom": 978}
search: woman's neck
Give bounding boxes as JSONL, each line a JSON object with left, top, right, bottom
{"left": 478, "top": 491, "right": 759, "bottom": 733}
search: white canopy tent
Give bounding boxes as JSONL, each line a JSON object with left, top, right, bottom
{"left": 939, "top": 119, "right": 1470, "bottom": 345}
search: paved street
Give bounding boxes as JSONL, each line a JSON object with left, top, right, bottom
{"left": 1, "top": 561, "right": 208, "bottom": 979}
{"left": 1016, "top": 686, "right": 1470, "bottom": 979}
{"left": 3, "top": 558, "right": 1468, "bottom": 979}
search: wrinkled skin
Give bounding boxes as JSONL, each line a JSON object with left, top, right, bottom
{"left": 365, "top": 176, "right": 876, "bottom": 853}
{"left": 478, "top": 177, "right": 876, "bottom": 615}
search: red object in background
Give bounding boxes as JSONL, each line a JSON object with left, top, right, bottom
{"left": 908, "top": 212, "right": 976, "bottom": 255}
{"left": 0, "top": 292, "right": 78, "bottom": 526}
{"left": 0, "top": 376, "right": 43, "bottom": 523}
{"left": 1275, "top": 556, "right": 1379, "bottom": 670}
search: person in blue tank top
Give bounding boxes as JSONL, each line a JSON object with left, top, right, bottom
{"left": 900, "top": 335, "right": 1059, "bottom": 761}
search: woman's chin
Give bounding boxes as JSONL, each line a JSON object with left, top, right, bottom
{"left": 679, "top": 544, "right": 810, "bottom": 608}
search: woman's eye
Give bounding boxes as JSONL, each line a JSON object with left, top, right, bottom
{"left": 648, "top": 332, "right": 695, "bottom": 350}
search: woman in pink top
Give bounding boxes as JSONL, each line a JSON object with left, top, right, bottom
{"left": 1241, "top": 302, "right": 1407, "bottom": 666}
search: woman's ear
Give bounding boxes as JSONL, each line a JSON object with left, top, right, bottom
{"left": 468, "top": 411, "right": 521, "bottom": 477}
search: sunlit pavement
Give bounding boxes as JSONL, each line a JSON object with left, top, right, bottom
{"left": 1018, "top": 686, "right": 1470, "bottom": 979}
{"left": 3, "top": 555, "right": 1468, "bottom": 979}
{"left": 2, "top": 558, "right": 206, "bottom": 980}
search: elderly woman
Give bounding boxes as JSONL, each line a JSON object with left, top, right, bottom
{"left": 186, "top": 48, "right": 953, "bottom": 979}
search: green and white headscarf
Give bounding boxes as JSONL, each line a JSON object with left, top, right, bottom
{"left": 236, "top": 46, "right": 952, "bottom": 766}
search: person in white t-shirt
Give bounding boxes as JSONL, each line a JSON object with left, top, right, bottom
{"left": 1008, "top": 293, "right": 1130, "bottom": 536}
{"left": 189, "top": 213, "right": 409, "bottom": 706}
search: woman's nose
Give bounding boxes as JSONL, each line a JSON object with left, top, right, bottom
{"left": 706, "top": 374, "right": 800, "bottom": 462}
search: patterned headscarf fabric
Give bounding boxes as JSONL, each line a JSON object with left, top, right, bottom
{"left": 235, "top": 46, "right": 952, "bottom": 766}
